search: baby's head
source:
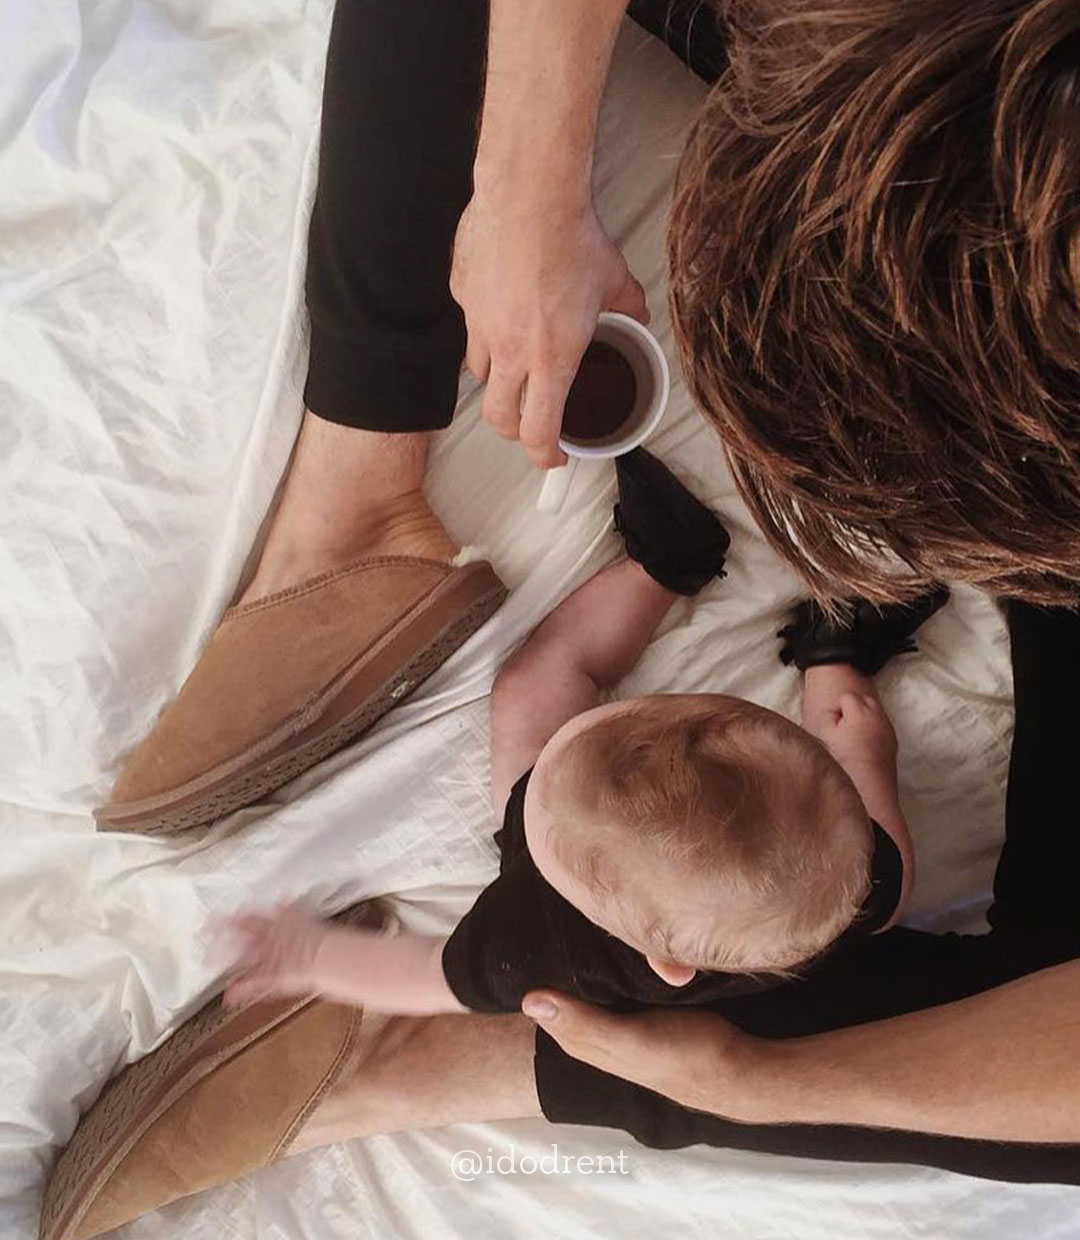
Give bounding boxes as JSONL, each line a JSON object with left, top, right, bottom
{"left": 524, "top": 694, "right": 872, "bottom": 986}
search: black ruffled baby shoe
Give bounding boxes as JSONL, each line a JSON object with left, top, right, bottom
{"left": 613, "top": 447, "right": 730, "bottom": 596}
{"left": 778, "top": 586, "right": 950, "bottom": 676}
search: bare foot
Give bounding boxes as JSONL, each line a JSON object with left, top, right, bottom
{"left": 239, "top": 413, "right": 459, "bottom": 605}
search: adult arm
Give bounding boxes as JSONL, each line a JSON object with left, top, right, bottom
{"left": 452, "top": 0, "right": 647, "bottom": 468}
{"left": 524, "top": 957, "right": 1080, "bottom": 1143}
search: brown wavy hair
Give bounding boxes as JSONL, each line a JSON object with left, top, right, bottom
{"left": 670, "top": 0, "right": 1080, "bottom": 603}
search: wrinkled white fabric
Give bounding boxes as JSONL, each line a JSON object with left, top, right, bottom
{"left": 2, "top": 7, "right": 1077, "bottom": 1238}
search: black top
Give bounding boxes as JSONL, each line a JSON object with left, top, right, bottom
{"left": 442, "top": 769, "right": 904, "bottom": 1014}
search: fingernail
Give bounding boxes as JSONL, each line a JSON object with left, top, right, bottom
{"left": 522, "top": 996, "right": 557, "bottom": 1021}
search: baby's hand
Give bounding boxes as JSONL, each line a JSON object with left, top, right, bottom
{"left": 208, "top": 901, "right": 330, "bottom": 1007}
{"left": 807, "top": 691, "right": 898, "bottom": 778}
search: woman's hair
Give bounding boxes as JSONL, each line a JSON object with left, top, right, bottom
{"left": 669, "top": 0, "right": 1080, "bottom": 604}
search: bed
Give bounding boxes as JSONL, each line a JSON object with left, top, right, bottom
{"left": 2, "top": 5, "right": 1077, "bottom": 1237}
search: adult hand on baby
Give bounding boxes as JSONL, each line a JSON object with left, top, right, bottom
{"left": 207, "top": 901, "right": 329, "bottom": 1007}
{"left": 451, "top": 190, "right": 647, "bottom": 469}
{"left": 522, "top": 990, "right": 766, "bottom": 1121}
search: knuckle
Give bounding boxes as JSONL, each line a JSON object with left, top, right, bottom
{"left": 533, "top": 333, "right": 578, "bottom": 371}
{"left": 490, "top": 333, "right": 526, "bottom": 366}
{"left": 482, "top": 383, "right": 514, "bottom": 413}
{"left": 484, "top": 408, "right": 519, "bottom": 438}
{"left": 533, "top": 340, "right": 562, "bottom": 369}
{"left": 536, "top": 319, "right": 591, "bottom": 363}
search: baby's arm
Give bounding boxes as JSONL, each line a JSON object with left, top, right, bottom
{"left": 801, "top": 664, "right": 915, "bottom": 923}
{"left": 490, "top": 558, "right": 677, "bottom": 815}
{"left": 210, "top": 903, "right": 467, "bottom": 1015}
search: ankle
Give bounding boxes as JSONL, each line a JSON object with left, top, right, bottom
{"left": 353, "top": 490, "right": 459, "bottom": 561}
{"left": 240, "top": 496, "right": 457, "bottom": 604}
{"left": 284, "top": 1014, "right": 433, "bottom": 1150}
{"left": 269, "top": 487, "right": 458, "bottom": 564}
{"left": 235, "top": 414, "right": 460, "bottom": 603}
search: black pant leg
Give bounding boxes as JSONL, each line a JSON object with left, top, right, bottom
{"left": 303, "top": 0, "right": 729, "bottom": 433}
{"left": 303, "top": 0, "right": 728, "bottom": 433}
{"left": 536, "top": 602, "right": 1080, "bottom": 1182}
{"left": 303, "top": 0, "right": 487, "bottom": 431}
{"left": 990, "top": 601, "right": 1080, "bottom": 944}
{"left": 628, "top": 0, "right": 729, "bottom": 83}
{"left": 536, "top": 925, "right": 1080, "bottom": 1183}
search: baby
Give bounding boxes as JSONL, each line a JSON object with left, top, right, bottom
{"left": 212, "top": 450, "right": 942, "bottom": 1015}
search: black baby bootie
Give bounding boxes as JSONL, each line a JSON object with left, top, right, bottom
{"left": 613, "top": 447, "right": 730, "bottom": 596}
{"left": 778, "top": 586, "right": 950, "bottom": 676}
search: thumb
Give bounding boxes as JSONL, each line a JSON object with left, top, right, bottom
{"left": 522, "top": 990, "right": 635, "bottom": 1076}
{"left": 604, "top": 272, "right": 650, "bottom": 325}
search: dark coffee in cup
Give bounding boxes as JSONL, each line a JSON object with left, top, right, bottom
{"left": 562, "top": 341, "right": 638, "bottom": 443}
{"left": 538, "top": 311, "right": 669, "bottom": 513}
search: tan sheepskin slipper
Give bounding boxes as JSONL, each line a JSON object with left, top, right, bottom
{"left": 40, "top": 903, "right": 388, "bottom": 1240}
{"left": 95, "top": 555, "right": 506, "bottom": 834}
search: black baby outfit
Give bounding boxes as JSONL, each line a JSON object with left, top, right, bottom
{"left": 442, "top": 448, "right": 909, "bottom": 1014}
{"left": 441, "top": 767, "right": 904, "bottom": 1013}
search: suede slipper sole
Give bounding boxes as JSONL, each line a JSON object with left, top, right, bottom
{"left": 95, "top": 559, "right": 506, "bottom": 835}
{"left": 40, "top": 903, "right": 382, "bottom": 1240}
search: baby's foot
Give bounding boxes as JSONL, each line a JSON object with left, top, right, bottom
{"left": 613, "top": 447, "right": 730, "bottom": 596}
{"left": 778, "top": 586, "right": 949, "bottom": 676}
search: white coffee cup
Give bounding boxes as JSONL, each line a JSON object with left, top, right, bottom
{"left": 536, "top": 312, "right": 670, "bottom": 514}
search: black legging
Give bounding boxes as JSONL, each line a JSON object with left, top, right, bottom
{"left": 302, "top": 0, "right": 727, "bottom": 432}
{"left": 302, "top": 1, "right": 1080, "bottom": 1182}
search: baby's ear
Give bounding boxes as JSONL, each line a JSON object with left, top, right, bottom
{"left": 645, "top": 955, "right": 696, "bottom": 987}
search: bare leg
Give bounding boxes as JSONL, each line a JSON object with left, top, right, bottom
{"left": 801, "top": 662, "right": 883, "bottom": 730}
{"left": 287, "top": 1011, "right": 541, "bottom": 1154}
{"left": 240, "top": 413, "right": 459, "bottom": 604}
{"left": 798, "top": 661, "right": 913, "bottom": 908}
{"left": 800, "top": 662, "right": 900, "bottom": 782}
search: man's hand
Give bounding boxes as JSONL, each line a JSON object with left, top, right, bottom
{"left": 522, "top": 990, "right": 766, "bottom": 1120}
{"left": 452, "top": 192, "right": 647, "bottom": 468}
{"left": 453, "top": 0, "right": 641, "bottom": 468}
{"left": 524, "top": 964, "right": 1080, "bottom": 1145}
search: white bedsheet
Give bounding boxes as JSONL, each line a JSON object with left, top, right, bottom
{"left": 2, "top": 6, "right": 1077, "bottom": 1237}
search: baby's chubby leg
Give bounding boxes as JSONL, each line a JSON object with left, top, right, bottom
{"left": 800, "top": 661, "right": 899, "bottom": 809}
{"left": 489, "top": 557, "right": 681, "bottom": 813}
{"left": 799, "top": 664, "right": 913, "bottom": 917}
{"left": 489, "top": 449, "right": 731, "bottom": 813}
{"left": 801, "top": 662, "right": 894, "bottom": 747}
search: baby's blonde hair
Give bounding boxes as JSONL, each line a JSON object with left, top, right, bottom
{"left": 537, "top": 695, "right": 872, "bottom": 974}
